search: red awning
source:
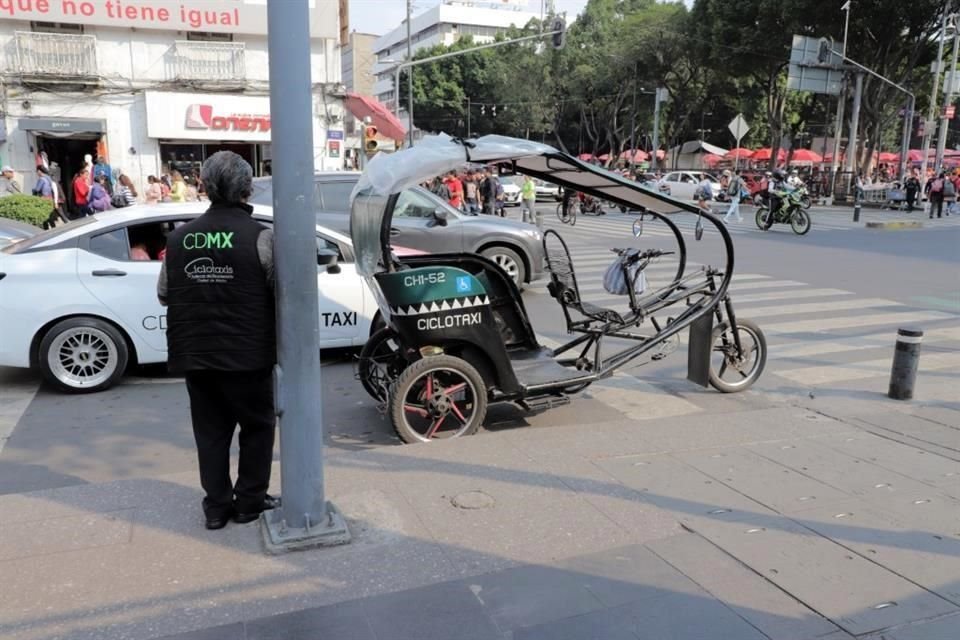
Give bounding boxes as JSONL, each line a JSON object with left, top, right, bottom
{"left": 343, "top": 93, "right": 407, "bottom": 141}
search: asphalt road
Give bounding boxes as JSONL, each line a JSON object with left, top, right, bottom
{"left": 1, "top": 202, "right": 957, "bottom": 495}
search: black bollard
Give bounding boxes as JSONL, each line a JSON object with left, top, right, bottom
{"left": 888, "top": 328, "right": 923, "bottom": 400}
{"left": 853, "top": 198, "right": 861, "bottom": 222}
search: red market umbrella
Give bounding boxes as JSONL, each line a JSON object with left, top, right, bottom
{"left": 597, "top": 153, "right": 611, "bottom": 162}
{"left": 789, "top": 149, "right": 823, "bottom": 164}
{"left": 725, "top": 147, "right": 754, "bottom": 159}
{"left": 655, "top": 149, "right": 666, "bottom": 160}
{"left": 878, "top": 152, "right": 898, "bottom": 163}
{"left": 577, "top": 153, "right": 596, "bottom": 161}
{"left": 343, "top": 92, "right": 406, "bottom": 141}
{"left": 823, "top": 152, "right": 846, "bottom": 163}
{"left": 619, "top": 149, "right": 649, "bottom": 162}
{"left": 752, "top": 148, "right": 786, "bottom": 162}
{"left": 702, "top": 153, "right": 723, "bottom": 167}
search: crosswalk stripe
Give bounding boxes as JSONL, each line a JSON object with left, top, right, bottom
{"left": 0, "top": 380, "right": 37, "bottom": 457}
{"left": 764, "top": 310, "right": 954, "bottom": 334}
{"left": 737, "top": 298, "right": 903, "bottom": 320}
{"left": 733, "top": 288, "right": 853, "bottom": 303}
{"left": 728, "top": 279, "right": 808, "bottom": 291}
{"left": 776, "top": 351, "right": 960, "bottom": 385}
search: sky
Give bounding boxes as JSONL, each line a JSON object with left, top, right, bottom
{"left": 347, "top": 0, "right": 591, "bottom": 37}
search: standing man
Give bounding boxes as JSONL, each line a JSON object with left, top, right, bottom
{"left": 927, "top": 171, "right": 945, "bottom": 219}
{"left": 157, "top": 151, "right": 278, "bottom": 530}
{"left": 723, "top": 169, "right": 744, "bottom": 223}
{"left": 443, "top": 171, "right": 464, "bottom": 211}
{"left": 0, "top": 166, "right": 21, "bottom": 196}
{"left": 72, "top": 167, "right": 91, "bottom": 217}
{"left": 480, "top": 168, "right": 498, "bottom": 216}
{"left": 520, "top": 174, "right": 536, "bottom": 223}
{"left": 904, "top": 172, "right": 920, "bottom": 212}
{"left": 463, "top": 171, "right": 479, "bottom": 213}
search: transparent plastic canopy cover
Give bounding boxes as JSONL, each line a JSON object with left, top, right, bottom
{"left": 349, "top": 134, "right": 556, "bottom": 277}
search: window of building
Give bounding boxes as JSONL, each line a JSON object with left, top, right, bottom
{"left": 30, "top": 22, "right": 84, "bottom": 34}
{"left": 186, "top": 31, "right": 234, "bottom": 42}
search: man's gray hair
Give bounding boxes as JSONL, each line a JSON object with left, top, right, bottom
{"left": 201, "top": 151, "right": 253, "bottom": 204}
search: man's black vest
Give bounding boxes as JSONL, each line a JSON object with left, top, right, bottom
{"left": 164, "top": 203, "right": 275, "bottom": 373}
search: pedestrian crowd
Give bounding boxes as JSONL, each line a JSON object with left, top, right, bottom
{"left": 0, "top": 158, "right": 210, "bottom": 227}
{"left": 422, "top": 167, "right": 509, "bottom": 217}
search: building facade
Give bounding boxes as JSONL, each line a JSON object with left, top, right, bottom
{"left": 0, "top": 0, "right": 345, "bottom": 206}
{"left": 341, "top": 31, "right": 378, "bottom": 165}
{"left": 371, "top": 1, "right": 538, "bottom": 112}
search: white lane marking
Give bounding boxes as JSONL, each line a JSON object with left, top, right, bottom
{"left": 733, "top": 289, "right": 854, "bottom": 303}
{"left": 764, "top": 311, "right": 955, "bottom": 335}
{"left": 776, "top": 352, "right": 960, "bottom": 385}
{"left": 737, "top": 298, "right": 904, "bottom": 320}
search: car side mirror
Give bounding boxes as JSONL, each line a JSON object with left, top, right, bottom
{"left": 433, "top": 208, "right": 449, "bottom": 225}
{"left": 317, "top": 248, "right": 341, "bottom": 274}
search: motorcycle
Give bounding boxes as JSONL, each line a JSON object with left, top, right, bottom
{"left": 787, "top": 182, "right": 813, "bottom": 209}
{"left": 755, "top": 189, "right": 811, "bottom": 235}
{"left": 579, "top": 192, "right": 605, "bottom": 215}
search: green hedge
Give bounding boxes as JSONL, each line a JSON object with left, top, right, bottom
{"left": 0, "top": 194, "right": 53, "bottom": 227}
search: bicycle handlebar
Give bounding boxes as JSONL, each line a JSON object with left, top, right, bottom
{"left": 610, "top": 248, "right": 676, "bottom": 263}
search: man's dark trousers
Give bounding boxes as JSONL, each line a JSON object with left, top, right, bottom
{"left": 184, "top": 368, "right": 275, "bottom": 518}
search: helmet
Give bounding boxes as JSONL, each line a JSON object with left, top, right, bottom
{"left": 772, "top": 169, "right": 786, "bottom": 181}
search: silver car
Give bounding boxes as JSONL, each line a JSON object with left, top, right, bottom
{"left": 250, "top": 174, "right": 545, "bottom": 285}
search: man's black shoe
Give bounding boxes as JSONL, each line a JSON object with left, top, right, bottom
{"left": 233, "top": 494, "right": 281, "bottom": 524}
{"left": 205, "top": 512, "right": 232, "bottom": 530}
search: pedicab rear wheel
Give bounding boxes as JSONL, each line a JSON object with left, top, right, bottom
{"left": 390, "top": 355, "right": 488, "bottom": 443}
{"left": 708, "top": 318, "right": 766, "bottom": 393}
{"left": 358, "top": 327, "right": 407, "bottom": 402}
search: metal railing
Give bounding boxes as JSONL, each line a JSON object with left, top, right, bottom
{"left": 172, "top": 41, "right": 245, "bottom": 81}
{"left": 14, "top": 31, "right": 98, "bottom": 78}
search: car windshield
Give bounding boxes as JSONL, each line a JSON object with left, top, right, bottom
{"left": 1, "top": 216, "right": 97, "bottom": 254}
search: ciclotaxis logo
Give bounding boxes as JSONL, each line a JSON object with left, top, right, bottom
{"left": 416, "top": 312, "right": 481, "bottom": 331}
{"left": 183, "top": 231, "right": 233, "bottom": 250}
{"left": 185, "top": 257, "right": 234, "bottom": 282}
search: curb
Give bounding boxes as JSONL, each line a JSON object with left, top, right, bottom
{"left": 865, "top": 220, "right": 924, "bottom": 230}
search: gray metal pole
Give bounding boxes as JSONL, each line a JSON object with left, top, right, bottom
{"left": 830, "top": 79, "right": 847, "bottom": 194}
{"left": 466, "top": 97, "right": 471, "bottom": 138}
{"left": 394, "top": 66, "right": 401, "bottom": 117}
{"left": 262, "top": 0, "right": 349, "bottom": 552}
{"left": 936, "top": 24, "right": 960, "bottom": 171}
{"left": 898, "top": 95, "right": 914, "bottom": 180}
{"left": 629, "top": 66, "right": 638, "bottom": 172}
{"left": 920, "top": 4, "right": 950, "bottom": 188}
{"left": 846, "top": 73, "right": 864, "bottom": 174}
{"left": 651, "top": 88, "right": 663, "bottom": 171}
{"left": 406, "top": 0, "right": 414, "bottom": 147}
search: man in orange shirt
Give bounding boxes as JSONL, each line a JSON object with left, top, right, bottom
{"left": 72, "top": 166, "right": 92, "bottom": 217}
{"left": 443, "top": 171, "right": 464, "bottom": 211}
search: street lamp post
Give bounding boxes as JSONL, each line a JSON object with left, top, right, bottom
{"left": 920, "top": 3, "right": 952, "bottom": 187}
{"left": 935, "top": 13, "right": 960, "bottom": 172}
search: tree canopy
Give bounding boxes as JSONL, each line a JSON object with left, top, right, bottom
{"left": 395, "top": 0, "right": 949, "bottom": 172}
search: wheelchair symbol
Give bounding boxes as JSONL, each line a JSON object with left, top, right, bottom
{"left": 456, "top": 276, "right": 472, "bottom": 293}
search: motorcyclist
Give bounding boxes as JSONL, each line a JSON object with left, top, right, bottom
{"left": 768, "top": 168, "right": 789, "bottom": 217}
{"left": 787, "top": 169, "right": 803, "bottom": 190}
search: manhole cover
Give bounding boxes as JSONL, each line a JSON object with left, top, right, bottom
{"left": 450, "top": 491, "right": 495, "bottom": 510}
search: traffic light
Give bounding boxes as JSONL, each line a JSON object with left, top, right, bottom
{"left": 551, "top": 17, "right": 566, "bottom": 50}
{"left": 363, "top": 125, "right": 378, "bottom": 154}
{"left": 817, "top": 37, "right": 832, "bottom": 64}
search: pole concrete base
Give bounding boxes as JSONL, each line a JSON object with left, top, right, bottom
{"left": 260, "top": 501, "right": 351, "bottom": 555}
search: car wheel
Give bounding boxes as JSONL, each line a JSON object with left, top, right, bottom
{"left": 39, "top": 317, "right": 129, "bottom": 393}
{"left": 481, "top": 246, "right": 526, "bottom": 286}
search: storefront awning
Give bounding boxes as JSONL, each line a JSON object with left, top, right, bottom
{"left": 20, "top": 117, "right": 104, "bottom": 138}
{"left": 343, "top": 93, "right": 406, "bottom": 142}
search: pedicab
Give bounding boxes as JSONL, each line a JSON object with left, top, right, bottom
{"left": 351, "top": 135, "right": 766, "bottom": 444}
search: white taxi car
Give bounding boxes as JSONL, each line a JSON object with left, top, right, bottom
{"left": 0, "top": 204, "right": 379, "bottom": 393}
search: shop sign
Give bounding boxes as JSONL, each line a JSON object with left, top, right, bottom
{"left": 0, "top": 0, "right": 337, "bottom": 38}
{"left": 328, "top": 140, "right": 341, "bottom": 158}
{"left": 327, "top": 130, "right": 344, "bottom": 140}
{"left": 146, "top": 91, "right": 273, "bottom": 142}
{"left": 185, "top": 104, "right": 270, "bottom": 134}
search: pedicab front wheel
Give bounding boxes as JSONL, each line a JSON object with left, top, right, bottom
{"left": 390, "top": 355, "right": 488, "bottom": 443}
{"left": 708, "top": 318, "right": 767, "bottom": 393}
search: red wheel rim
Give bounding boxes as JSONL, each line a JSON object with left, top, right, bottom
{"left": 401, "top": 368, "right": 478, "bottom": 442}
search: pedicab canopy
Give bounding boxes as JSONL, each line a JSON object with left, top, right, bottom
{"left": 350, "top": 134, "right": 700, "bottom": 279}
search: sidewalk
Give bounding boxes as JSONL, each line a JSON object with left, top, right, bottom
{"left": 2, "top": 399, "right": 959, "bottom": 640}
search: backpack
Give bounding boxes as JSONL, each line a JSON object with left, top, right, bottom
{"left": 944, "top": 179, "right": 956, "bottom": 198}
{"left": 931, "top": 178, "right": 944, "bottom": 193}
{"left": 727, "top": 177, "right": 740, "bottom": 196}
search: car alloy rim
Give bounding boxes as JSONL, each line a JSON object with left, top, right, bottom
{"left": 48, "top": 327, "right": 119, "bottom": 388}
{"left": 402, "top": 368, "right": 478, "bottom": 441}
{"left": 491, "top": 253, "right": 520, "bottom": 281}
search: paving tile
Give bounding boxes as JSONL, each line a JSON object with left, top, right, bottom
{"left": 648, "top": 533, "right": 842, "bottom": 640}
{"left": 868, "top": 612, "right": 960, "bottom": 639}
{"left": 616, "top": 591, "right": 769, "bottom": 640}
{"left": 513, "top": 607, "right": 639, "bottom": 640}
{"left": 362, "top": 581, "right": 501, "bottom": 640}
{"left": 555, "top": 544, "right": 706, "bottom": 608}
{"left": 245, "top": 599, "right": 375, "bottom": 640}
{"left": 156, "top": 623, "right": 246, "bottom": 640}
{"left": 467, "top": 564, "right": 606, "bottom": 632}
